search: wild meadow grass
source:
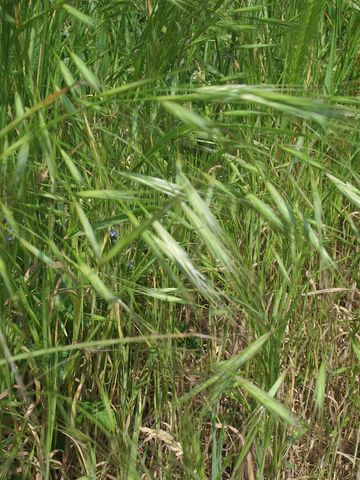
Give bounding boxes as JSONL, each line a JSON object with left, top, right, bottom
{"left": 0, "top": 1, "right": 359, "bottom": 478}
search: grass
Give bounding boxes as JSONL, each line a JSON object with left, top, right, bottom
{"left": 0, "top": 1, "right": 359, "bottom": 478}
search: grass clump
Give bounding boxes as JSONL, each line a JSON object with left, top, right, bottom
{"left": 0, "top": 1, "right": 359, "bottom": 479}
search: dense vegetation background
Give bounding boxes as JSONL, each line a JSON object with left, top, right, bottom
{"left": 0, "top": 1, "right": 359, "bottom": 478}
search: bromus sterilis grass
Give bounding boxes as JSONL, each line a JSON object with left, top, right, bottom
{"left": 0, "top": 1, "right": 359, "bottom": 479}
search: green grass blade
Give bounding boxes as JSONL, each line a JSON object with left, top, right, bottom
{"left": 236, "top": 376, "right": 298, "bottom": 426}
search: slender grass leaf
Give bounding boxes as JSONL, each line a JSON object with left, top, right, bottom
{"left": 19, "top": 239, "right": 58, "bottom": 268}
{"left": 177, "top": 168, "right": 221, "bottom": 234}
{"left": 181, "top": 203, "right": 233, "bottom": 270}
{"left": 265, "top": 181, "right": 295, "bottom": 226}
{"left": 246, "top": 193, "right": 284, "bottom": 231}
{"left": 0, "top": 204, "right": 19, "bottom": 236}
{"left": 236, "top": 376, "right": 298, "bottom": 426}
{"left": 0, "top": 87, "right": 69, "bottom": 140}
{"left": 0, "top": 256, "right": 14, "bottom": 295}
{"left": 179, "top": 333, "right": 271, "bottom": 403}
{"left": 314, "top": 361, "right": 327, "bottom": 412}
{"left": 0, "top": 133, "right": 32, "bottom": 162}
{"left": 352, "top": 341, "right": 360, "bottom": 362}
{"left": 304, "top": 220, "right": 334, "bottom": 266}
{"left": 162, "top": 101, "right": 210, "bottom": 130}
{"left": 216, "top": 332, "right": 271, "bottom": 373}
{"left": 327, "top": 174, "right": 360, "bottom": 209}
{"left": 74, "top": 202, "right": 101, "bottom": 260}
{"left": 193, "top": 86, "right": 338, "bottom": 122}
{"left": 135, "top": 287, "right": 187, "bottom": 303}
{"left": 14, "top": 92, "right": 25, "bottom": 118}
{"left": 119, "top": 172, "right": 181, "bottom": 197}
{"left": 39, "top": 111, "right": 57, "bottom": 182}
{"left": 223, "top": 110, "right": 266, "bottom": 117}
{"left": 62, "top": 4, "right": 94, "bottom": 27}
{"left": 76, "top": 190, "right": 139, "bottom": 201}
{"left": 271, "top": 247, "right": 291, "bottom": 283}
{"left": 60, "top": 149, "right": 83, "bottom": 185}
{"left": 232, "top": 372, "right": 289, "bottom": 475}
{"left": 280, "top": 146, "right": 324, "bottom": 170}
{"left": 152, "top": 221, "right": 216, "bottom": 300}
{"left": 101, "top": 79, "right": 150, "bottom": 98}
{"left": 78, "top": 262, "right": 117, "bottom": 303}
{"left": 97, "top": 383, "right": 116, "bottom": 433}
{"left": 59, "top": 60, "right": 78, "bottom": 90}
{"left": 69, "top": 52, "right": 100, "bottom": 92}
{"left": 233, "top": 5, "right": 268, "bottom": 12}
{"left": 15, "top": 141, "right": 30, "bottom": 178}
